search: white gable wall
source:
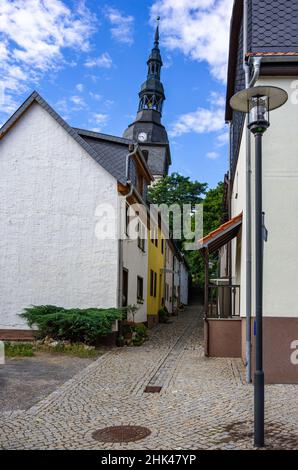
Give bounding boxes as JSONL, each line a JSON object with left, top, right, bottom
{"left": 0, "top": 102, "right": 119, "bottom": 329}
{"left": 231, "top": 77, "right": 298, "bottom": 318}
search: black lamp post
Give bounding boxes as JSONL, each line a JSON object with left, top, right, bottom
{"left": 230, "top": 86, "right": 288, "bottom": 448}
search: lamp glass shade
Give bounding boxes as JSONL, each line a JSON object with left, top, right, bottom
{"left": 248, "top": 95, "right": 269, "bottom": 131}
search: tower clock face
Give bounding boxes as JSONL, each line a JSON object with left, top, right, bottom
{"left": 138, "top": 132, "right": 147, "bottom": 142}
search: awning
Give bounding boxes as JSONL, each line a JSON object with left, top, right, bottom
{"left": 199, "top": 213, "right": 242, "bottom": 254}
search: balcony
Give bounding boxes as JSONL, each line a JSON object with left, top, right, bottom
{"left": 199, "top": 214, "right": 243, "bottom": 358}
{"left": 207, "top": 280, "right": 240, "bottom": 319}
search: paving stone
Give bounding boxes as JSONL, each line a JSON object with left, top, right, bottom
{"left": 0, "top": 302, "right": 297, "bottom": 450}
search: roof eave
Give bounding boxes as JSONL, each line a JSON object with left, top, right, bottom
{"left": 225, "top": 0, "right": 243, "bottom": 122}
{"left": 199, "top": 213, "right": 243, "bottom": 253}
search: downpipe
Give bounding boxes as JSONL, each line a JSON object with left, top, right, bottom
{"left": 243, "top": 0, "right": 262, "bottom": 384}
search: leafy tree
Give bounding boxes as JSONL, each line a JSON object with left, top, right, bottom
{"left": 148, "top": 173, "right": 224, "bottom": 288}
{"left": 202, "top": 182, "right": 225, "bottom": 236}
{"left": 148, "top": 172, "right": 207, "bottom": 209}
{"left": 186, "top": 182, "right": 225, "bottom": 286}
{"left": 148, "top": 173, "right": 207, "bottom": 250}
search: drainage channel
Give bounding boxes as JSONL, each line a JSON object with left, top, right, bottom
{"left": 144, "top": 317, "right": 196, "bottom": 393}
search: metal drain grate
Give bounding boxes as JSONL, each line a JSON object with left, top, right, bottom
{"left": 92, "top": 425, "right": 151, "bottom": 443}
{"left": 144, "top": 385, "right": 162, "bottom": 393}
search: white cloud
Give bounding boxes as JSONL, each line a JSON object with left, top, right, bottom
{"left": 170, "top": 90, "right": 227, "bottom": 138}
{"left": 93, "top": 113, "right": 109, "bottom": 123}
{"left": 89, "top": 92, "right": 102, "bottom": 101}
{"left": 170, "top": 99, "right": 225, "bottom": 137}
{"left": 104, "top": 99, "right": 115, "bottom": 108}
{"left": 90, "top": 112, "right": 109, "bottom": 130}
{"left": 163, "top": 54, "right": 173, "bottom": 69}
{"left": 105, "top": 7, "right": 134, "bottom": 45}
{"left": 56, "top": 98, "right": 69, "bottom": 115}
{"left": 0, "top": 0, "right": 96, "bottom": 115}
{"left": 209, "top": 91, "right": 226, "bottom": 107}
{"left": 0, "top": 91, "right": 19, "bottom": 114}
{"left": 206, "top": 151, "right": 220, "bottom": 159}
{"left": 150, "top": 0, "right": 233, "bottom": 81}
{"left": 85, "top": 52, "right": 113, "bottom": 68}
{"left": 90, "top": 127, "right": 102, "bottom": 133}
{"left": 216, "top": 131, "right": 229, "bottom": 147}
{"left": 76, "top": 83, "right": 84, "bottom": 92}
{"left": 70, "top": 95, "right": 86, "bottom": 108}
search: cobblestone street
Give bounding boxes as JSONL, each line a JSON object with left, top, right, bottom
{"left": 1, "top": 301, "right": 297, "bottom": 450}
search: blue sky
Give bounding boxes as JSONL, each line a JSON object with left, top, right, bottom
{"left": 0, "top": 0, "right": 234, "bottom": 189}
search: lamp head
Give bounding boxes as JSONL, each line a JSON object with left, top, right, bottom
{"left": 230, "top": 86, "right": 288, "bottom": 135}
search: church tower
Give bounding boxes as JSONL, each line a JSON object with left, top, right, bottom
{"left": 123, "top": 18, "right": 171, "bottom": 179}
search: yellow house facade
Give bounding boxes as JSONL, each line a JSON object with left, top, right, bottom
{"left": 147, "top": 224, "right": 165, "bottom": 328}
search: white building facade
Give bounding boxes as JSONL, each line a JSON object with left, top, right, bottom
{"left": 0, "top": 101, "right": 119, "bottom": 332}
{"left": 218, "top": 1, "right": 298, "bottom": 384}
{"left": 0, "top": 92, "right": 153, "bottom": 336}
{"left": 122, "top": 204, "right": 149, "bottom": 323}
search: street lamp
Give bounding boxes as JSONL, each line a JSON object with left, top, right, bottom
{"left": 230, "top": 86, "right": 288, "bottom": 447}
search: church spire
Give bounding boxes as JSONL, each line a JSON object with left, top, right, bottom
{"left": 136, "top": 17, "right": 165, "bottom": 116}
{"left": 123, "top": 17, "right": 170, "bottom": 177}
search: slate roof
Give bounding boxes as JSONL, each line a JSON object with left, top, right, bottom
{"left": 77, "top": 132, "right": 132, "bottom": 185}
{"left": 225, "top": 1, "right": 298, "bottom": 182}
{"left": 0, "top": 91, "right": 152, "bottom": 185}
{"left": 73, "top": 127, "right": 133, "bottom": 145}
{"left": 226, "top": 1, "right": 298, "bottom": 121}
{"left": 74, "top": 128, "right": 152, "bottom": 184}
{"left": 251, "top": 0, "right": 298, "bottom": 53}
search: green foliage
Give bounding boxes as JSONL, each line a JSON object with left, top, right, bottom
{"left": 148, "top": 172, "right": 207, "bottom": 209}
{"left": 4, "top": 339, "right": 102, "bottom": 358}
{"left": 148, "top": 172, "right": 225, "bottom": 288}
{"left": 158, "top": 308, "right": 170, "bottom": 324}
{"left": 186, "top": 182, "right": 225, "bottom": 286}
{"left": 133, "top": 323, "right": 148, "bottom": 338}
{"left": 132, "top": 323, "right": 148, "bottom": 346}
{"left": 148, "top": 173, "right": 207, "bottom": 248}
{"left": 20, "top": 305, "right": 124, "bottom": 345}
{"left": 4, "top": 342, "right": 34, "bottom": 357}
{"left": 203, "top": 182, "right": 225, "bottom": 235}
{"left": 116, "top": 335, "right": 125, "bottom": 347}
{"left": 38, "top": 342, "right": 101, "bottom": 358}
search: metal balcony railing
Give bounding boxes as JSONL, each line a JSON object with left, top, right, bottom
{"left": 207, "top": 284, "right": 240, "bottom": 319}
